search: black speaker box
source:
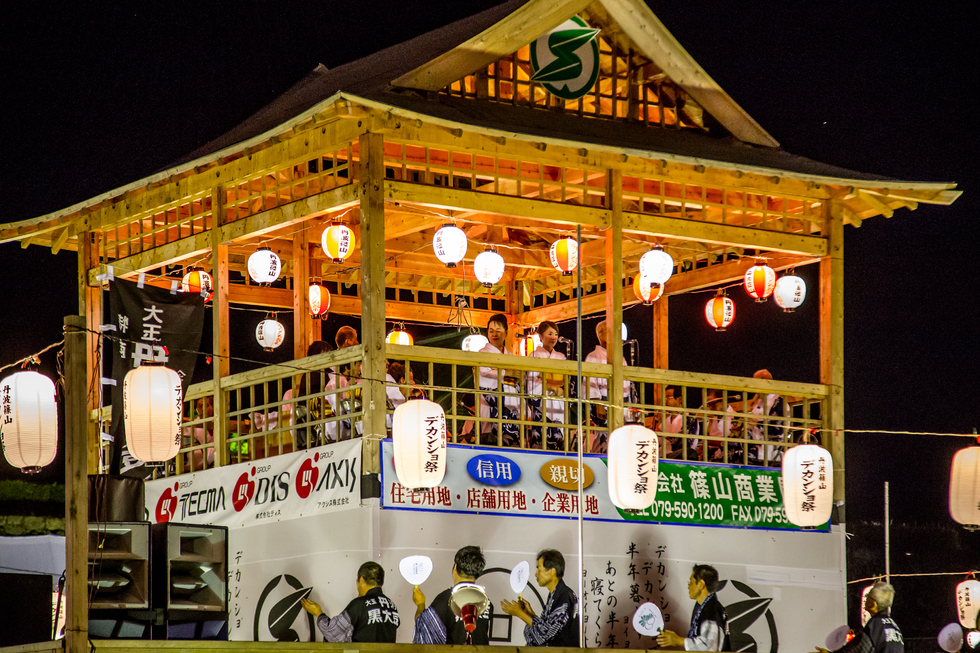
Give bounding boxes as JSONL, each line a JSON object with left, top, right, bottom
{"left": 0, "top": 573, "right": 52, "bottom": 646}
{"left": 151, "top": 523, "right": 228, "bottom": 613}
{"left": 88, "top": 521, "right": 151, "bottom": 610}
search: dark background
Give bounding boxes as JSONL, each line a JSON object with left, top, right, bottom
{"left": 1, "top": 2, "right": 977, "bottom": 648}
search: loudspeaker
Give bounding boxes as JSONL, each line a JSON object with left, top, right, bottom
{"left": 88, "top": 522, "right": 151, "bottom": 610}
{"left": 0, "top": 573, "right": 52, "bottom": 646}
{"left": 151, "top": 523, "right": 228, "bottom": 613}
{"left": 89, "top": 475, "right": 145, "bottom": 522}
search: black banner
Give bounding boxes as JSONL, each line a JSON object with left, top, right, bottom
{"left": 108, "top": 278, "right": 205, "bottom": 475}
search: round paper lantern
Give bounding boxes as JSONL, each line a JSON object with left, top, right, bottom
{"left": 607, "top": 424, "right": 659, "bottom": 512}
{"left": 461, "top": 334, "right": 489, "bottom": 352}
{"left": 639, "top": 246, "right": 673, "bottom": 287}
{"left": 940, "top": 623, "right": 965, "bottom": 653}
{"left": 386, "top": 324, "right": 414, "bottom": 346}
{"left": 321, "top": 222, "right": 356, "bottom": 263}
{"left": 308, "top": 281, "right": 331, "bottom": 319}
{"left": 433, "top": 224, "right": 468, "bottom": 268}
{"left": 860, "top": 585, "right": 874, "bottom": 626}
{"left": 181, "top": 268, "right": 213, "bottom": 302}
{"left": 255, "top": 317, "right": 285, "bottom": 351}
{"left": 247, "top": 246, "right": 281, "bottom": 285}
{"left": 474, "top": 247, "right": 505, "bottom": 287}
{"left": 550, "top": 237, "right": 578, "bottom": 275}
{"left": 950, "top": 443, "right": 980, "bottom": 530}
{"left": 704, "top": 294, "right": 736, "bottom": 331}
{"left": 518, "top": 333, "right": 541, "bottom": 356}
{"left": 781, "top": 443, "right": 833, "bottom": 527}
{"left": 744, "top": 263, "right": 776, "bottom": 302}
{"left": 967, "top": 630, "right": 980, "bottom": 649}
{"left": 774, "top": 274, "right": 807, "bottom": 312}
{"left": 123, "top": 364, "right": 182, "bottom": 463}
{"left": 392, "top": 399, "right": 447, "bottom": 490}
{"left": 0, "top": 371, "right": 58, "bottom": 473}
{"left": 621, "top": 323, "right": 628, "bottom": 341}
{"left": 633, "top": 274, "right": 664, "bottom": 305}
{"left": 957, "top": 579, "right": 980, "bottom": 628}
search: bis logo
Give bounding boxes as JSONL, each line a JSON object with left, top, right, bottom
{"left": 529, "top": 16, "right": 601, "bottom": 101}
{"left": 253, "top": 574, "right": 315, "bottom": 641}
{"left": 719, "top": 579, "right": 779, "bottom": 652}
{"left": 155, "top": 482, "right": 179, "bottom": 523}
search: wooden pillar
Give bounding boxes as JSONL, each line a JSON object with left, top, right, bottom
{"left": 64, "top": 315, "right": 89, "bottom": 653}
{"left": 77, "top": 230, "right": 102, "bottom": 473}
{"left": 820, "top": 202, "right": 845, "bottom": 503}
{"left": 359, "top": 132, "right": 386, "bottom": 474}
{"left": 211, "top": 188, "right": 231, "bottom": 467}
{"left": 652, "top": 293, "right": 668, "bottom": 370}
{"left": 293, "top": 227, "right": 315, "bottom": 358}
{"left": 605, "top": 169, "right": 624, "bottom": 431}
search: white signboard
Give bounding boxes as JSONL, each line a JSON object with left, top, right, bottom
{"left": 144, "top": 439, "right": 360, "bottom": 527}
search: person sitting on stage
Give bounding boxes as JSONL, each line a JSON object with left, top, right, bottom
{"left": 413, "top": 546, "right": 493, "bottom": 645}
{"left": 476, "top": 314, "right": 520, "bottom": 447}
{"left": 300, "top": 561, "right": 399, "bottom": 643}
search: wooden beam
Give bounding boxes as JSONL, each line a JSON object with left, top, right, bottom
{"left": 391, "top": 0, "right": 593, "bottom": 90}
{"left": 606, "top": 170, "right": 625, "bottom": 431}
{"left": 820, "top": 201, "right": 845, "bottom": 504}
{"left": 211, "top": 198, "right": 231, "bottom": 467}
{"left": 77, "top": 231, "right": 102, "bottom": 474}
{"left": 63, "top": 315, "right": 89, "bottom": 653}
{"left": 857, "top": 189, "right": 894, "bottom": 218}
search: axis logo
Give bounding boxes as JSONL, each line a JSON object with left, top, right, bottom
{"left": 529, "top": 16, "right": 600, "bottom": 100}
{"left": 719, "top": 579, "right": 779, "bottom": 652}
{"left": 156, "top": 482, "right": 179, "bottom": 523}
{"left": 253, "top": 574, "right": 315, "bottom": 641}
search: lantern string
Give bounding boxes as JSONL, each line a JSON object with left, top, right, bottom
{"left": 0, "top": 340, "right": 65, "bottom": 374}
{"left": 848, "top": 571, "right": 979, "bottom": 584}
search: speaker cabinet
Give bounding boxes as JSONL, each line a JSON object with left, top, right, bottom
{"left": 88, "top": 522, "right": 150, "bottom": 610}
{"left": 151, "top": 523, "right": 228, "bottom": 613}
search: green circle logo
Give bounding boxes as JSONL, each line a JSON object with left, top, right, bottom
{"left": 529, "top": 16, "right": 601, "bottom": 101}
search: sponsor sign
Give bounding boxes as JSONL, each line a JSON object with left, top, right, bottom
{"left": 381, "top": 441, "right": 827, "bottom": 531}
{"left": 529, "top": 16, "right": 601, "bottom": 100}
{"left": 145, "top": 439, "right": 361, "bottom": 527}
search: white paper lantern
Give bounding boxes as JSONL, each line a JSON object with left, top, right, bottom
{"left": 957, "top": 580, "right": 980, "bottom": 628}
{"left": 950, "top": 444, "right": 980, "bottom": 530}
{"left": 123, "top": 364, "right": 182, "bottom": 463}
{"left": 607, "top": 424, "right": 659, "bottom": 512}
{"left": 461, "top": 334, "right": 489, "bottom": 352}
{"left": 256, "top": 317, "right": 285, "bottom": 352}
{"left": 321, "top": 222, "right": 356, "bottom": 263}
{"left": 774, "top": 274, "right": 807, "bottom": 312}
{"left": 474, "top": 247, "right": 505, "bottom": 287}
{"left": 550, "top": 237, "right": 578, "bottom": 275}
{"left": 744, "top": 263, "right": 776, "bottom": 301}
{"left": 308, "top": 281, "right": 331, "bottom": 319}
{"left": 247, "top": 247, "right": 281, "bottom": 285}
{"left": 392, "top": 399, "right": 447, "bottom": 490}
{"left": 782, "top": 443, "right": 833, "bottom": 527}
{"left": 860, "top": 585, "right": 874, "bottom": 626}
{"left": 0, "top": 371, "right": 58, "bottom": 473}
{"left": 181, "top": 268, "right": 213, "bottom": 302}
{"left": 621, "top": 323, "right": 627, "bottom": 341}
{"left": 967, "top": 630, "right": 980, "bottom": 649}
{"left": 433, "top": 224, "right": 468, "bottom": 268}
{"left": 639, "top": 246, "right": 673, "bottom": 287}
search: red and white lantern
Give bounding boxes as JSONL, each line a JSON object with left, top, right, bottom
{"left": 392, "top": 399, "right": 447, "bottom": 490}
{"left": 308, "top": 281, "right": 331, "bottom": 319}
{"left": 633, "top": 274, "right": 664, "bottom": 305}
{"left": 123, "top": 363, "right": 182, "bottom": 464}
{"left": 744, "top": 263, "right": 777, "bottom": 302}
{"left": 705, "top": 294, "right": 736, "bottom": 331}
{"left": 321, "top": 222, "right": 356, "bottom": 263}
{"left": 181, "top": 268, "right": 213, "bottom": 302}
{"left": 639, "top": 246, "right": 673, "bottom": 287}
{"left": 247, "top": 247, "right": 281, "bottom": 285}
{"left": 0, "top": 371, "right": 58, "bottom": 474}
{"left": 607, "top": 424, "right": 659, "bottom": 512}
{"left": 474, "top": 247, "right": 505, "bottom": 287}
{"left": 957, "top": 579, "right": 980, "bottom": 629}
{"left": 550, "top": 237, "right": 578, "bottom": 275}
{"left": 433, "top": 224, "right": 468, "bottom": 268}
{"left": 386, "top": 324, "right": 414, "bottom": 346}
{"left": 518, "top": 332, "right": 541, "bottom": 356}
{"left": 781, "top": 443, "right": 834, "bottom": 527}
{"left": 774, "top": 274, "right": 807, "bottom": 312}
{"left": 256, "top": 316, "right": 285, "bottom": 351}
{"left": 950, "top": 442, "right": 980, "bottom": 530}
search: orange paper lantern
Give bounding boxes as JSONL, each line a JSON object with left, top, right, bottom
{"left": 705, "top": 294, "right": 735, "bottom": 331}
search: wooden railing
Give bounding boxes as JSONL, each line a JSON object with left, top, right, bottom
{"left": 162, "top": 344, "right": 827, "bottom": 478}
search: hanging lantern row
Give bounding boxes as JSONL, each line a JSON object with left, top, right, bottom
{"left": 474, "top": 247, "right": 505, "bottom": 287}
{"left": 433, "top": 224, "right": 468, "bottom": 268}
{"left": 0, "top": 371, "right": 58, "bottom": 474}
{"left": 256, "top": 315, "right": 285, "bottom": 352}
{"left": 322, "top": 221, "right": 356, "bottom": 263}
{"left": 308, "top": 281, "right": 331, "bottom": 319}
{"left": 181, "top": 268, "right": 213, "bottom": 302}
{"left": 247, "top": 247, "right": 281, "bottom": 286}
{"left": 386, "top": 323, "right": 414, "bottom": 346}
{"left": 550, "top": 237, "right": 578, "bottom": 276}
{"left": 781, "top": 442, "right": 834, "bottom": 528}
{"left": 607, "top": 424, "right": 659, "bottom": 512}
{"left": 950, "top": 440, "right": 980, "bottom": 531}
{"left": 123, "top": 363, "right": 182, "bottom": 464}
{"left": 392, "top": 398, "right": 448, "bottom": 490}
{"left": 743, "top": 263, "right": 776, "bottom": 302}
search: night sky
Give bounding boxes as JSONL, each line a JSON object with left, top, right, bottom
{"left": 1, "top": 1, "right": 977, "bottom": 646}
